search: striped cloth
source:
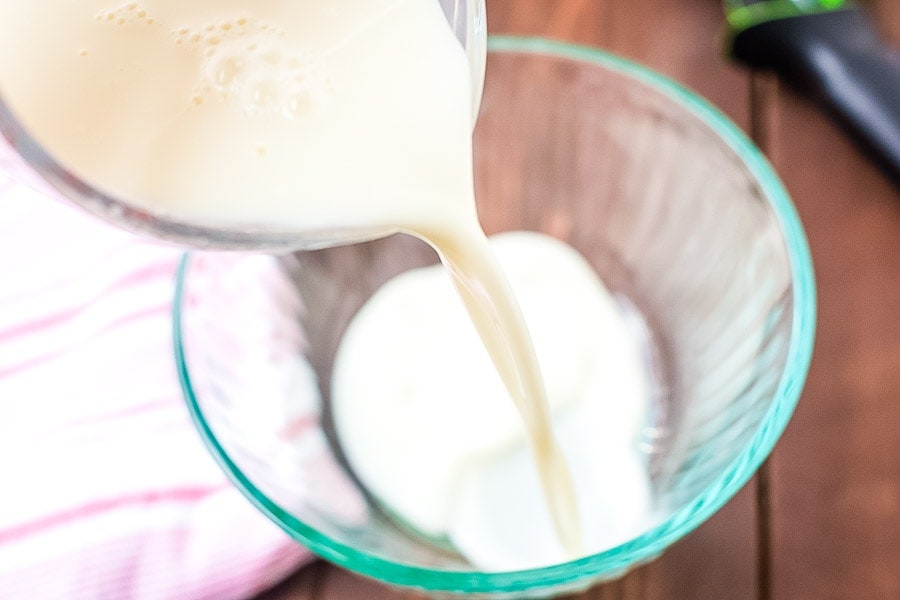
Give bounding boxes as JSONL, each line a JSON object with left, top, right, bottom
{"left": 0, "top": 146, "right": 311, "bottom": 599}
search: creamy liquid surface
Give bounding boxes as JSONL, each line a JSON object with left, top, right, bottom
{"left": 0, "top": 0, "right": 581, "bottom": 556}
{"left": 333, "top": 232, "right": 653, "bottom": 570}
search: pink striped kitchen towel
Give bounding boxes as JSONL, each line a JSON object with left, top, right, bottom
{"left": 0, "top": 146, "right": 312, "bottom": 599}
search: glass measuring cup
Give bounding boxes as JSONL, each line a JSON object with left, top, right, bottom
{"left": 0, "top": 0, "right": 486, "bottom": 251}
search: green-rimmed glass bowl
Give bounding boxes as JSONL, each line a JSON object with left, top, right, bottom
{"left": 173, "top": 37, "right": 815, "bottom": 598}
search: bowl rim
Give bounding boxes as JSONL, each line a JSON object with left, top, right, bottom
{"left": 173, "top": 35, "right": 816, "bottom": 594}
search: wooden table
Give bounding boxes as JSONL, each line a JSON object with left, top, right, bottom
{"left": 256, "top": 1, "right": 900, "bottom": 598}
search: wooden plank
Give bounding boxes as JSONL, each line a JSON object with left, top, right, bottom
{"left": 866, "top": 0, "right": 900, "bottom": 42}
{"left": 749, "top": 70, "right": 780, "bottom": 600}
{"left": 257, "top": 560, "right": 332, "bottom": 600}
{"left": 485, "top": 0, "right": 612, "bottom": 47}
{"left": 563, "top": 0, "right": 759, "bottom": 598}
{"left": 763, "top": 2, "right": 900, "bottom": 598}
{"left": 655, "top": 485, "right": 758, "bottom": 600}
{"left": 601, "top": 0, "right": 750, "bottom": 132}
{"left": 768, "top": 92, "right": 900, "bottom": 600}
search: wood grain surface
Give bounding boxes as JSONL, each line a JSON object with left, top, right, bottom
{"left": 255, "top": 1, "right": 900, "bottom": 598}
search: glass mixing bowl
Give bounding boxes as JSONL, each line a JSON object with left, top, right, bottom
{"left": 174, "top": 37, "right": 816, "bottom": 598}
